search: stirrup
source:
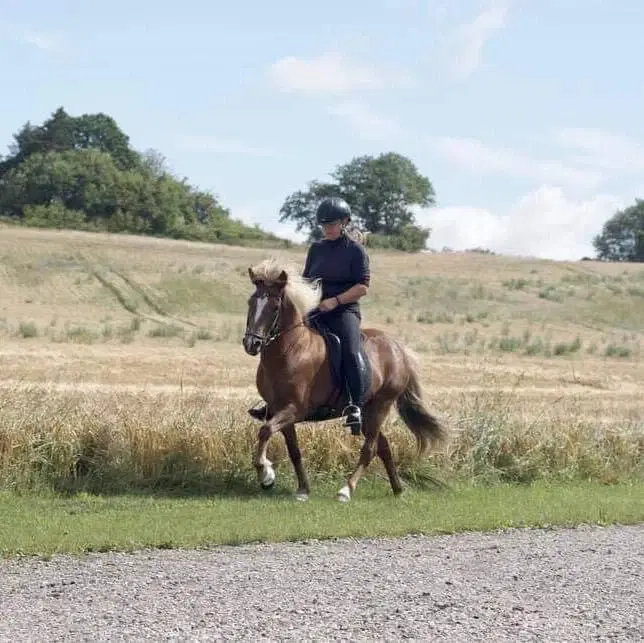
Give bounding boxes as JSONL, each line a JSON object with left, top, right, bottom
{"left": 342, "top": 404, "right": 362, "bottom": 436}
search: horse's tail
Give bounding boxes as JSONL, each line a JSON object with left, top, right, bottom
{"left": 395, "top": 344, "right": 447, "bottom": 457}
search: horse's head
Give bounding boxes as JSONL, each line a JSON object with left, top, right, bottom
{"left": 243, "top": 266, "right": 288, "bottom": 355}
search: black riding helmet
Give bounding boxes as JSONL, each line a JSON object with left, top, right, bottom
{"left": 315, "top": 197, "right": 352, "bottom": 225}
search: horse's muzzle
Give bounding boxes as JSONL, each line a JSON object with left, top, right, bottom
{"left": 243, "top": 333, "right": 262, "bottom": 356}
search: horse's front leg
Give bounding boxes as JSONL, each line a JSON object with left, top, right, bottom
{"left": 254, "top": 405, "right": 297, "bottom": 490}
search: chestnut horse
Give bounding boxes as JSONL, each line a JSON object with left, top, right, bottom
{"left": 242, "top": 258, "right": 446, "bottom": 502}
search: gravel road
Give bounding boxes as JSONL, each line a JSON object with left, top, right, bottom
{"left": 1, "top": 524, "right": 642, "bottom": 642}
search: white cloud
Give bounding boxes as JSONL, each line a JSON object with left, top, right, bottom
{"left": 267, "top": 51, "right": 412, "bottom": 95}
{"left": 327, "top": 100, "right": 400, "bottom": 140}
{"left": 432, "top": 135, "right": 604, "bottom": 190}
{"left": 0, "top": 21, "right": 62, "bottom": 51}
{"left": 556, "top": 127, "right": 644, "bottom": 173}
{"left": 418, "top": 185, "right": 622, "bottom": 260}
{"left": 450, "top": 3, "right": 509, "bottom": 79}
{"left": 176, "top": 135, "right": 274, "bottom": 158}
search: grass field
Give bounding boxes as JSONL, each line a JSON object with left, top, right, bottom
{"left": 2, "top": 482, "right": 643, "bottom": 557}
{"left": 0, "top": 225, "right": 642, "bottom": 554}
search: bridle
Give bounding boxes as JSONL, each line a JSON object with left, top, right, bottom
{"left": 243, "top": 291, "right": 322, "bottom": 352}
{"left": 243, "top": 293, "right": 283, "bottom": 350}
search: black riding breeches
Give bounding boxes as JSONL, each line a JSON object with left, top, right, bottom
{"left": 320, "top": 309, "right": 364, "bottom": 407}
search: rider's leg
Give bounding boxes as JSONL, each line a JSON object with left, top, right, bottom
{"left": 322, "top": 310, "right": 364, "bottom": 435}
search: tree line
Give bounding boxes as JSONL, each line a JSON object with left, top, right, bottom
{"left": 0, "top": 107, "right": 289, "bottom": 248}
{"left": 0, "top": 107, "right": 641, "bottom": 260}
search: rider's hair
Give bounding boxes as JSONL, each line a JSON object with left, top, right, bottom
{"left": 343, "top": 223, "right": 366, "bottom": 246}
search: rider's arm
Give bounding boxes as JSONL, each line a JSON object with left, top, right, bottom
{"left": 335, "top": 283, "right": 368, "bottom": 305}
{"left": 335, "top": 244, "right": 370, "bottom": 305}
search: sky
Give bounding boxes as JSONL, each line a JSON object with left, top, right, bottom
{"left": 1, "top": 0, "right": 643, "bottom": 260}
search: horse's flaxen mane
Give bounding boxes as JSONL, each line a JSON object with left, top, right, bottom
{"left": 250, "top": 258, "right": 322, "bottom": 318}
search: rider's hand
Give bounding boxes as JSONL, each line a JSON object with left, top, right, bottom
{"left": 318, "top": 297, "right": 339, "bottom": 312}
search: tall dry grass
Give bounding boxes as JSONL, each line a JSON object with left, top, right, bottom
{"left": 0, "top": 227, "right": 642, "bottom": 495}
{"left": 1, "top": 383, "right": 641, "bottom": 494}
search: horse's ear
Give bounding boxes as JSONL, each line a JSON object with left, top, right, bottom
{"left": 276, "top": 270, "right": 288, "bottom": 288}
{"left": 248, "top": 267, "right": 255, "bottom": 282}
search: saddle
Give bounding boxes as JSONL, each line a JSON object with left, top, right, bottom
{"left": 304, "top": 314, "right": 372, "bottom": 422}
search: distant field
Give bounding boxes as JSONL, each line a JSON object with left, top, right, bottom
{"left": 0, "top": 225, "right": 642, "bottom": 498}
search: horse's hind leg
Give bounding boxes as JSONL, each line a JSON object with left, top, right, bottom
{"left": 282, "top": 424, "right": 310, "bottom": 501}
{"left": 377, "top": 432, "right": 403, "bottom": 496}
{"left": 337, "top": 401, "right": 391, "bottom": 502}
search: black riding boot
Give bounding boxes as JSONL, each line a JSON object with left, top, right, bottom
{"left": 342, "top": 369, "right": 363, "bottom": 436}
{"left": 343, "top": 401, "right": 363, "bottom": 435}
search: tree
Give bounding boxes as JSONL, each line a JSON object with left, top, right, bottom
{"left": 277, "top": 180, "right": 339, "bottom": 241}
{"left": 0, "top": 107, "right": 139, "bottom": 181}
{"left": 0, "top": 149, "right": 122, "bottom": 223}
{"left": 0, "top": 148, "right": 237, "bottom": 236}
{"left": 593, "top": 199, "right": 644, "bottom": 262}
{"left": 278, "top": 152, "right": 435, "bottom": 251}
{"left": 140, "top": 148, "right": 171, "bottom": 178}
{"left": 0, "top": 106, "right": 291, "bottom": 248}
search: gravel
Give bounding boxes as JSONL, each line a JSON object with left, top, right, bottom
{"left": 1, "top": 524, "right": 642, "bottom": 642}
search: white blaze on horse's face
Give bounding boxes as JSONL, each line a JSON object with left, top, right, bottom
{"left": 243, "top": 277, "right": 283, "bottom": 356}
{"left": 253, "top": 293, "right": 269, "bottom": 326}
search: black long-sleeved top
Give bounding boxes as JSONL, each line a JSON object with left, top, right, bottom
{"left": 302, "top": 234, "right": 370, "bottom": 318}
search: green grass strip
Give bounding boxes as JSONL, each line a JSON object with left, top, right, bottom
{"left": 1, "top": 481, "right": 642, "bottom": 557}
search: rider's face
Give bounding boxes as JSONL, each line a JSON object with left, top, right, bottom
{"left": 322, "top": 219, "right": 344, "bottom": 240}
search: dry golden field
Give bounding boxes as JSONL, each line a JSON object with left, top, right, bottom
{"left": 0, "top": 224, "right": 642, "bottom": 491}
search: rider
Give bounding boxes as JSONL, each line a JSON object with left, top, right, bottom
{"left": 249, "top": 196, "right": 371, "bottom": 434}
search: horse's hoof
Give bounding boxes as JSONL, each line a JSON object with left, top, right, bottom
{"left": 259, "top": 465, "right": 275, "bottom": 489}
{"left": 294, "top": 492, "right": 309, "bottom": 502}
{"left": 337, "top": 485, "right": 351, "bottom": 503}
